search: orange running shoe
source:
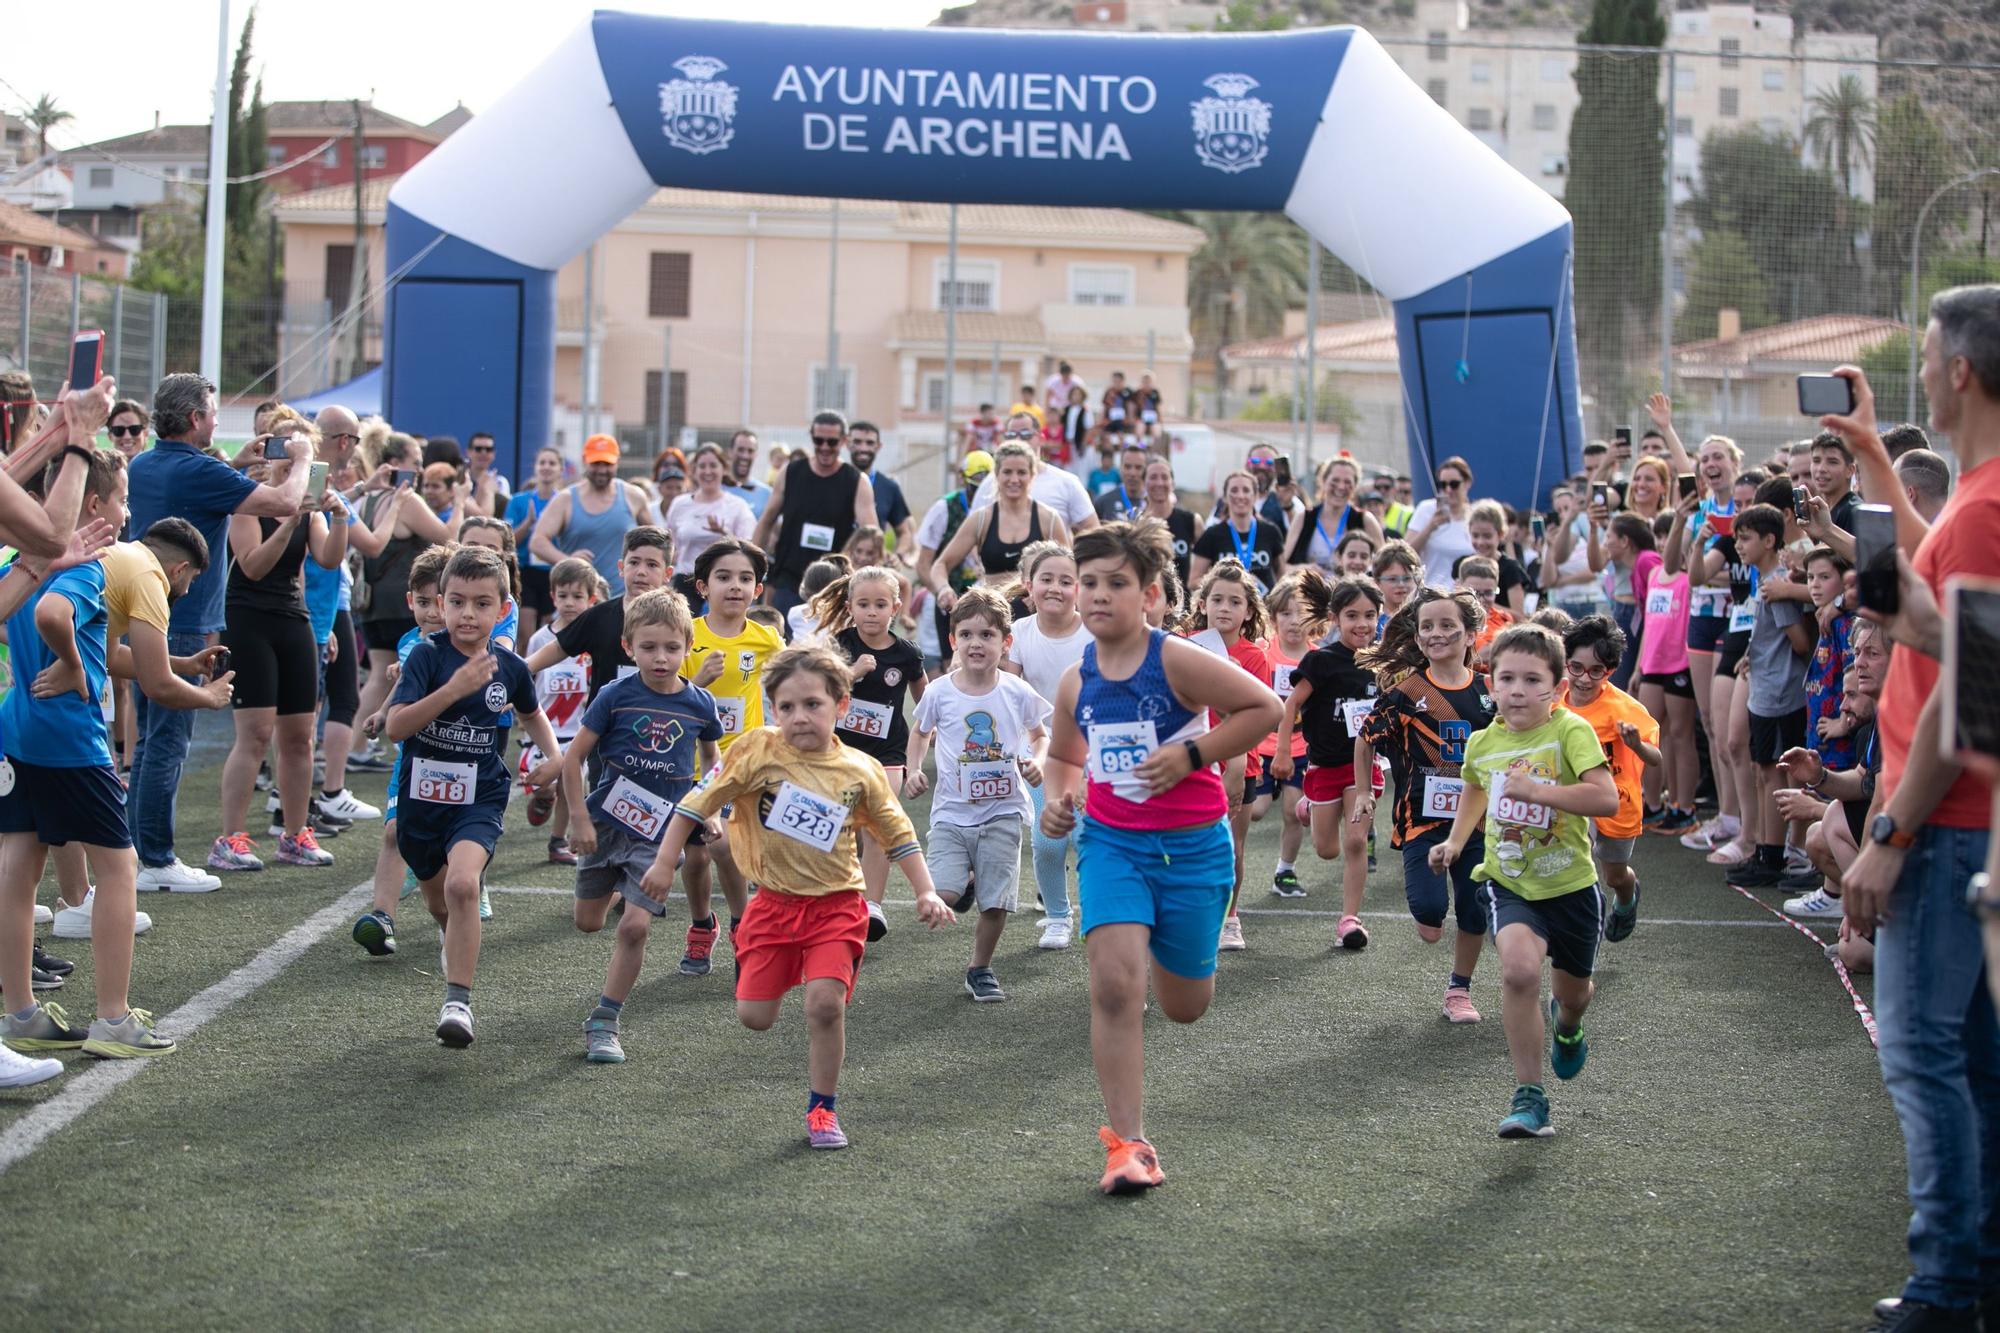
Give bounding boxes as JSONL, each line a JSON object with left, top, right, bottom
{"left": 1097, "top": 1126, "right": 1164, "bottom": 1195}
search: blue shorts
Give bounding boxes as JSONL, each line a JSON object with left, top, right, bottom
{"left": 1248, "top": 762, "right": 1304, "bottom": 803}
{"left": 1401, "top": 828, "right": 1488, "bottom": 932}
{"left": 397, "top": 806, "right": 504, "bottom": 883}
{"left": 0, "top": 757, "right": 130, "bottom": 848}
{"left": 1077, "top": 816, "right": 1233, "bottom": 980}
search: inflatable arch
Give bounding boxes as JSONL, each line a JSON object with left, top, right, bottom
{"left": 384, "top": 14, "right": 1582, "bottom": 508}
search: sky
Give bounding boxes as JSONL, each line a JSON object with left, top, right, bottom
{"left": 0, "top": 0, "right": 947, "bottom": 150}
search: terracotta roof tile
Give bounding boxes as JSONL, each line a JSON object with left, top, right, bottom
{"left": 1674, "top": 314, "right": 1910, "bottom": 368}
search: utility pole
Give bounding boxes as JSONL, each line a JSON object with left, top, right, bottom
{"left": 1660, "top": 50, "right": 1676, "bottom": 401}
{"left": 348, "top": 100, "right": 368, "bottom": 383}
{"left": 1304, "top": 239, "right": 1320, "bottom": 466}
{"left": 199, "top": 0, "right": 232, "bottom": 385}
{"left": 581, "top": 243, "right": 598, "bottom": 440}
{"left": 823, "top": 198, "right": 839, "bottom": 412}
{"left": 658, "top": 323, "right": 673, "bottom": 452}
{"left": 941, "top": 203, "right": 959, "bottom": 492}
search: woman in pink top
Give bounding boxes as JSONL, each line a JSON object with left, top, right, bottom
{"left": 665, "top": 443, "right": 756, "bottom": 580}
{"left": 1633, "top": 514, "right": 1699, "bottom": 831}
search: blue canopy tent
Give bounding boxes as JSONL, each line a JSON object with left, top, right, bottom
{"left": 289, "top": 365, "right": 383, "bottom": 419}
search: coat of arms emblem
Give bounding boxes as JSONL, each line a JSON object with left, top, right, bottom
{"left": 659, "top": 56, "right": 738, "bottom": 156}
{"left": 1190, "top": 73, "right": 1272, "bottom": 174}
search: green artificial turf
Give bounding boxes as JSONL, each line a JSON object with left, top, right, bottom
{"left": 0, "top": 729, "right": 1908, "bottom": 1330}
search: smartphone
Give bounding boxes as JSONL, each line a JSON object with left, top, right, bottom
{"left": 211, "top": 648, "right": 231, "bottom": 675}
{"left": 1613, "top": 426, "right": 1633, "bottom": 450}
{"left": 1798, "top": 373, "right": 1856, "bottom": 417}
{"left": 263, "top": 435, "right": 291, "bottom": 461}
{"left": 305, "top": 461, "right": 330, "bottom": 503}
{"left": 1677, "top": 472, "right": 1698, "bottom": 501}
{"left": 1592, "top": 486, "right": 1609, "bottom": 509}
{"left": 1792, "top": 485, "right": 1811, "bottom": 522}
{"left": 68, "top": 330, "right": 104, "bottom": 395}
{"left": 1941, "top": 577, "right": 2000, "bottom": 762}
{"left": 1531, "top": 514, "right": 1546, "bottom": 542}
{"left": 1853, "top": 502, "right": 1899, "bottom": 616}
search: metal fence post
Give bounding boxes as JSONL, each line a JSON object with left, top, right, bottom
{"left": 69, "top": 273, "right": 81, "bottom": 343}
{"left": 109, "top": 283, "right": 124, "bottom": 385}
{"left": 149, "top": 292, "right": 166, "bottom": 393}
{"left": 1660, "top": 49, "right": 1676, "bottom": 400}
{"left": 15, "top": 257, "right": 28, "bottom": 369}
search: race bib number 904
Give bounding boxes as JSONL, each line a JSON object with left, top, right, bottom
{"left": 604, "top": 775, "right": 670, "bottom": 842}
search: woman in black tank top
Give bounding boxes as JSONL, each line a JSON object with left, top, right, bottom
{"left": 925, "top": 441, "right": 1073, "bottom": 611}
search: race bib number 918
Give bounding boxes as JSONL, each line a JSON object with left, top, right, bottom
{"left": 412, "top": 757, "right": 476, "bottom": 806}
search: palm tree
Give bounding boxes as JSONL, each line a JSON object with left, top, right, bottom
{"left": 1175, "top": 211, "right": 1308, "bottom": 406}
{"left": 1804, "top": 74, "right": 1877, "bottom": 201}
{"left": 25, "top": 94, "right": 74, "bottom": 160}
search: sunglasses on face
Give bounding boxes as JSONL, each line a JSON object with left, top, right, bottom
{"left": 469, "top": 444, "right": 494, "bottom": 454}
{"left": 1436, "top": 477, "right": 1464, "bottom": 490}
{"left": 810, "top": 435, "right": 842, "bottom": 447}
{"left": 1000, "top": 429, "right": 1036, "bottom": 442}
{"left": 108, "top": 424, "right": 144, "bottom": 438}
{"left": 1565, "top": 660, "right": 1611, "bottom": 680}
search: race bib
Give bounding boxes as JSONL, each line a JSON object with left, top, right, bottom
{"left": 1645, "top": 588, "right": 1674, "bottom": 617}
{"left": 1422, "top": 775, "right": 1465, "bottom": 820}
{"left": 1342, "top": 697, "right": 1374, "bottom": 738}
{"left": 837, "top": 698, "right": 893, "bottom": 739}
{"left": 100, "top": 684, "right": 116, "bottom": 723}
{"left": 962, "top": 760, "right": 1017, "bottom": 803}
{"left": 1140, "top": 408, "right": 1159, "bottom": 424}
{"left": 764, "top": 780, "right": 848, "bottom": 852}
{"left": 616, "top": 664, "right": 640, "bottom": 682}
{"left": 412, "top": 756, "right": 476, "bottom": 806}
{"left": 1087, "top": 719, "right": 1158, "bottom": 802}
{"left": 801, "top": 523, "right": 836, "bottom": 553}
{"left": 604, "top": 775, "right": 671, "bottom": 842}
{"left": 1271, "top": 663, "right": 1295, "bottom": 698}
{"left": 1728, "top": 600, "right": 1757, "bottom": 634}
{"left": 1488, "top": 781, "right": 1554, "bottom": 830}
{"left": 1691, "top": 586, "right": 1729, "bottom": 615}
{"left": 1107, "top": 404, "right": 1125, "bottom": 421}
{"left": 714, "top": 696, "right": 745, "bottom": 735}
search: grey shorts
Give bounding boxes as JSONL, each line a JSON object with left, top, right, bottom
{"left": 1592, "top": 829, "right": 1638, "bottom": 864}
{"left": 574, "top": 822, "right": 670, "bottom": 917}
{"left": 927, "top": 818, "right": 1024, "bottom": 913}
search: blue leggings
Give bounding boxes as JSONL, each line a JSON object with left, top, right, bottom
{"left": 1027, "top": 782, "right": 1075, "bottom": 920}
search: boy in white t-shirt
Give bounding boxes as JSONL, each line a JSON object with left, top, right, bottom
{"left": 524, "top": 558, "right": 602, "bottom": 863}
{"left": 905, "top": 588, "right": 1051, "bottom": 1004}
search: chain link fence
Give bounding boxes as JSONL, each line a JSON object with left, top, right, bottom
{"left": 0, "top": 258, "right": 166, "bottom": 405}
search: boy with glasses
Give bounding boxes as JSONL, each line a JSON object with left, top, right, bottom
{"left": 1559, "top": 616, "right": 1662, "bottom": 941}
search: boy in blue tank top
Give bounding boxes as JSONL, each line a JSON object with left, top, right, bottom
{"left": 1038, "top": 519, "right": 1281, "bottom": 1194}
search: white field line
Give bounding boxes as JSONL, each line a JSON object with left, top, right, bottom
{"left": 482, "top": 885, "right": 1800, "bottom": 929}
{"left": 0, "top": 883, "right": 371, "bottom": 1177}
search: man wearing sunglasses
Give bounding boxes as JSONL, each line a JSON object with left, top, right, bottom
{"left": 752, "top": 411, "right": 877, "bottom": 612}
{"left": 968, "top": 413, "right": 1099, "bottom": 533}
{"left": 464, "top": 430, "right": 510, "bottom": 517}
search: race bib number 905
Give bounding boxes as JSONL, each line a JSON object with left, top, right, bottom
{"left": 963, "top": 760, "right": 1016, "bottom": 803}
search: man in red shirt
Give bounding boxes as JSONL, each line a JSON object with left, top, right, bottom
{"left": 1829, "top": 287, "right": 2000, "bottom": 1332}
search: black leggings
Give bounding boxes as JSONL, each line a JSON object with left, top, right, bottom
{"left": 323, "top": 608, "right": 360, "bottom": 727}
{"left": 223, "top": 603, "right": 319, "bottom": 715}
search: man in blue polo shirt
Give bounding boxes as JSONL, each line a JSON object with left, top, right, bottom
{"left": 723, "top": 429, "right": 771, "bottom": 518}
{"left": 125, "top": 372, "right": 312, "bottom": 893}
{"left": 846, "top": 421, "right": 913, "bottom": 554}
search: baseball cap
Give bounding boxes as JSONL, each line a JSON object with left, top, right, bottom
{"left": 583, "top": 434, "right": 619, "bottom": 465}
{"left": 658, "top": 464, "right": 685, "bottom": 482}
{"left": 962, "top": 449, "right": 994, "bottom": 480}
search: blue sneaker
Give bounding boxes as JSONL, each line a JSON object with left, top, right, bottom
{"left": 1497, "top": 1083, "right": 1554, "bottom": 1138}
{"left": 352, "top": 909, "right": 396, "bottom": 957}
{"left": 1548, "top": 995, "right": 1587, "bottom": 1081}
{"left": 583, "top": 1011, "right": 625, "bottom": 1064}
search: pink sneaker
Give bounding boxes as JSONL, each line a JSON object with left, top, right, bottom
{"left": 1442, "top": 986, "right": 1481, "bottom": 1024}
{"left": 806, "top": 1105, "right": 848, "bottom": 1150}
{"left": 1336, "top": 914, "right": 1369, "bottom": 951}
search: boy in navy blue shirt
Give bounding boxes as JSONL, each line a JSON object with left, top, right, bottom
{"left": 388, "top": 546, "right": 573, "bottom": 1048}
{"left": 534, "top": 587, "right": 723, "bottom": 1063}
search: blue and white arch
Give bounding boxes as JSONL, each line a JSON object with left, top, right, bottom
{"left": 385, "top": 13, "right": 1581, "bottom": 507}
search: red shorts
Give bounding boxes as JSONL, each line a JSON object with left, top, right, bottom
{"left": 1302, "top": 762, "right": 1386, "bottom": 805}
{"left": 734, "top": 886, "right": 868, "bottom": 1004}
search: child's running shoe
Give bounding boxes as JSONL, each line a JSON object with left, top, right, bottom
{"left": 1097, "top": 1126, "right": 1164, "bottom": 1194}
{"left": 525, "top": 784, "right": 557, "bottom": 826}
{"left": 352, "top": 909, "right": 397, "bottom": 956}
{"left": 1603, "top": 880, "right": 1640, "bottom": 943}
{"left": 1641, "top": 804, "right": 1668, "bottom": 829}
{"left": 1652, "top": 808, "right": 1697, "bottom": 834}
{"left": 82, "top": 1008, "right": 175, "bottom": 1058}
{"left": 1784, "top": 887, "right": 1844, "bottom": 920}
{"left": 209, "top": 832, "right": 264, "bottom": 872}
{"left": 806, "top": 1104, "right": 848, "bottom": 1150}
{"left": 1336, "top": 914, "right": 1370, "bottom": 951}
{"left": 478, "top": 885, "right": 493, "bottom": 920}
{"left": 0, "top": 1043, "right": 61, "bottom": 1087}
{"left": 1037, "top": 916, "right": 1072, "bottom": 950}
{"left": 964, "top": 966, "right": 1006, "bottom": 1002}
{"left": 1497, "top": 1084, "right": 1554, "bottom": 1138}
{"left": 547, "top": 837, "right": 577, "bottom": 866}
{"left": 401, "top": 866, "right": 419, "bottom": 899}
{"left": 33, "top": 941, "right": 73, "bottom": 977}
{"left": 30, "top": 963, "right": 62, "bottom": 991}
{"left": 276, "top": 829, "right": 334, "bottom": 867}
{"left": 1442, "top": 986, "right": 1480, "bottom": 1024}
{"left": 1217, "top": 915, "right": 1246, "bottom": 951}
{"left": 865, "top": 898, "right": 889, "bottom": 942}
{"left": 1270, "top": 869, "right": 1305, "bottom": 898}
{"left": 436, "top": 1000, "right": 474, "bottom": 1048}
{"left": 583, "top": 1012, "right": 625, "bottom": 1063}
{"left": 1, "top": 1001, "right": 87, "bottom": 1051}
{"left": 32, "top": 903, "right": 51, "bottom": 925}
{"left": 1548, "top": 995, "right": 1587, "bottom": 1080}
{"left": 681, "top": 919, "right": 719, "bottom": 976}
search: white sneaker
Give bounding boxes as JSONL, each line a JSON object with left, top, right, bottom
{"left": 136, "top": 859, "right": 221, "bottom": 893}
{"left": 436, "top": 1000, "right": 474, "bottom": 1048}
{"left": 52, "top": 889, "right": 154, "bottom": 940}
{"left": 1218, "top": 915, "right": 1246, "bottom": 951}
{"left": 0, "top": 1042, "right": 62, "bottom": 1087}
{"left": 1680, "top": 814, "right": 1739, "bottom": 851}
{"left": 1038, "top": 917, "right": 1073, "bottom": 950}
{"left": 32, "top": 903, "right": 51, "bottom": 925}
{"left": 317, "top": 788, "right": 381, "bottom": 821}
{"left": 1783, "top": 887, "right": 1845, "bottom": 920}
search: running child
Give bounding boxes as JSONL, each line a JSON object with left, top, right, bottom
{"left": 1182, "top": 558, "right": 1270, "bottom": 951}
{"left": 1252, "top": 571, "right": 1323, "bottom": 898}
{"left": 457, "top": 514, "right": 521, "bottom": 651}
{"left": 639, "top": 642, "right": 955, "bottom": 1150}
{"left": 351, "top": 544, "right": 451, "bottom": 957}
{"left": 552, "top": 588, "right": 723, "bottom": 1064}
{"left": 1457, "top": 556, "right": 1514, "bottom": 663}
{"left": 1371, "top": 539, "right": 1422, "bottom": 636}
{"left": 904, "top": 588, "right": 1049, "bottom": 1001}
{"left": 522, "top": 557, "right": 602, "bottom": 865}
{"left": 1559, "top": 615, "right": 1662, "bottom": 942}
{"left": 808, "top": 564, "right": 925, "bottom": 933}
{"left": 1271, "top": 575, "right": 1383, "bottom": 951}
{"left": 387, "top": 545, "right": 572, "bottom": 1048}
{"left": 1353, "top": 587, "right": 1495, "bottom": 1022}
{"left": 1334, "top": 530, "right": 1377, "bottom": 578}
{"left": 1634, "top": 513, "right": 1699, "bottom": 833}
{"left": 1038, "top": 519, "right": 1280, "bottom": 1194}
{"left": 1428, "top": 623, "right": 1617, "bottom": 1138}
{"left": 678, "top": 537, "right": 783, "bottom": 965}
{"left": 1003, "top": 541, "right": 1089, "bottom": 949}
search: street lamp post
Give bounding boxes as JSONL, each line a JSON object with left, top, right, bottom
{"left": 1907, "top": 168, "right": 2000, "bottom": 421}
